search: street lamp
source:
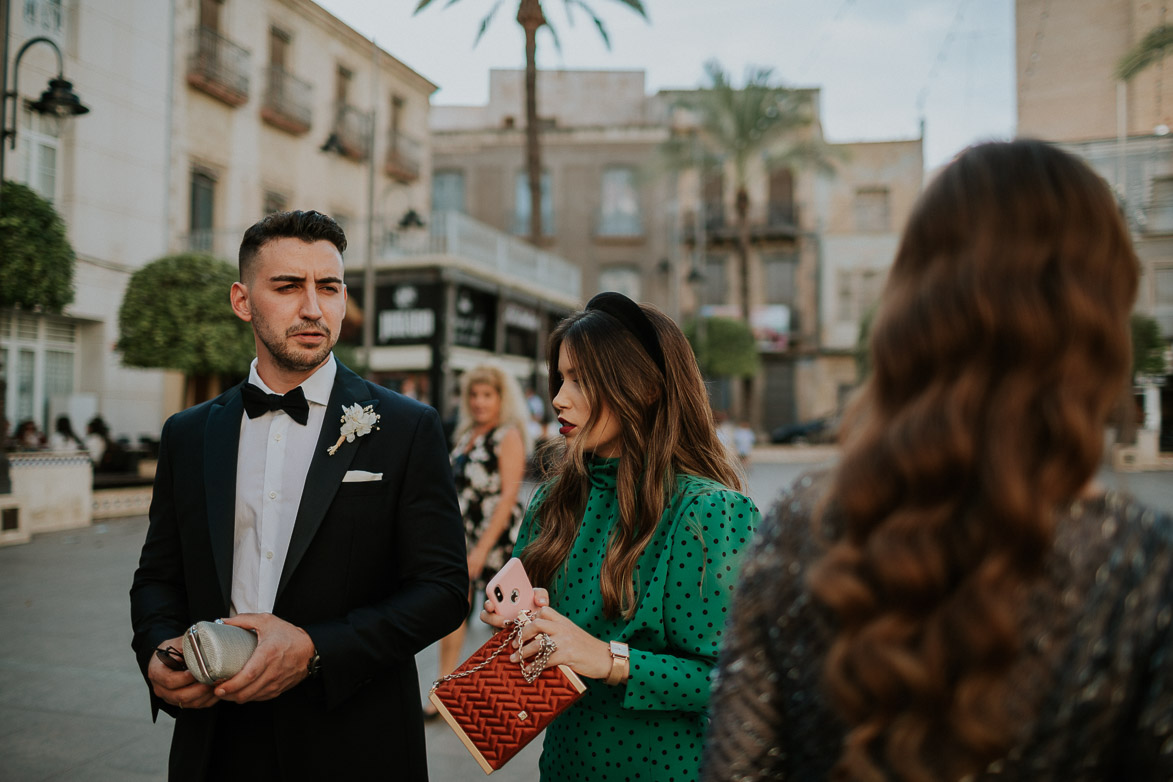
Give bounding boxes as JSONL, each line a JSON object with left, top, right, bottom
{"left": 0, "top": 33, "right": 90, "bottom": 214}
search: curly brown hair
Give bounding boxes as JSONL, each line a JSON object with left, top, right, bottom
{"left": 808, "top": 140, "right": 1139, "bottom": 782}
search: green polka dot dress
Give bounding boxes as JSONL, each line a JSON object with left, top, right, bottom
{"left": 514, "top": 457, "right": 760, "bottom": 782}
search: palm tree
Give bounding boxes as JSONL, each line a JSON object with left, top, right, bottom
{"left": 415, "top": 0, "right": 647, "bottom": 245}
{"left": 669, "top": 60, "right": 833, "bottom": 421}
{"left": 1117, "top": 25, "right": 1173, "bottom": 80}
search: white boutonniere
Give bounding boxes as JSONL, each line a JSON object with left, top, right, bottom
{"left": 327, "top": 403, "right": 381, "bottom": 456}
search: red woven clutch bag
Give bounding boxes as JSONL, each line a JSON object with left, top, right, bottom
{"left": 429, "top": 619, "right": 586, "bottom": 774}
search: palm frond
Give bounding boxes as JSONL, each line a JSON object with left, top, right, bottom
{"left": 565, "top": 0, "right": 611, "bottom": 48}
{"left": 662, "top": 59, "right": 829, "bottom": 188}
{"left": 545, "top": 18, "right": 564, "bottom": 53}
{"left": 764, "top": 138, "right": 843, "bottom": 176}
{"left": 473, "top": 0, "right": 505, "bottom": 46}
{"left": 1117, "top": 25, "right": 1173, "bottom": 80}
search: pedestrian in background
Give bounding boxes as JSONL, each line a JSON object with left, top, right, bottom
{"left": 703, "top": 140, "right": 1173, "bottom": 781}
{"left": 426, "top": 362, "right": 530, "bottom": 718}
{"left": 48, "top": 415, "right": 85, "bottom": 452}
{"left": 484, "top": 292, "right": 760, "bottom": 782}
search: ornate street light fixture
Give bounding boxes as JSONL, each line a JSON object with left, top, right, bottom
{"left": 0, "top": 34, "right": 90, "bottom": 214}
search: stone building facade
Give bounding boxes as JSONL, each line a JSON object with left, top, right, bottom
{"left": 2, "top": 0, "right": 574, "bottom": 443}
{"left": 432, "top": 69, "right": 922, "bottom": 433}
{"left": 1016, "top": 0, "right": 1173, "bottom": 452}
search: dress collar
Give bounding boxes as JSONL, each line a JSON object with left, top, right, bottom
{"left": 586, "top": 454, "right": 619, "bottom": 490}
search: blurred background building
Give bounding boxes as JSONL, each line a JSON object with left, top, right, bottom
{"left": 0, "top": 0, "right": 576, "bottom": 451}
{"left": 432, "top": 69, "right": 922, "bottom": 433}
{"left": 1016, "top": 0, "right": 1173, "bottom": 454}
{"left": 4, "top": 0, "right": 1168, "bottom": 458}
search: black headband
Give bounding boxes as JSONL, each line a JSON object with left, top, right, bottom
{"left": 585, "top": 292, "right": 667, "bottom": 376}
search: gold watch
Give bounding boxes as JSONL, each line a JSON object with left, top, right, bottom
{"left": 605, "top": 640, "right": 630, "bottom": 685}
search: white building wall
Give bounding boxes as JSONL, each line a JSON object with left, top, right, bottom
{"left": 4, "top": 0, "right": 173, "bottom": 444}
{"left": 4, "top": 0, "right": 438, "bottom": 444}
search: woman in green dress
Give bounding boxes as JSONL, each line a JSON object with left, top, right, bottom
{"left": 482, "top": 292, "right": 760, "bottom": 782}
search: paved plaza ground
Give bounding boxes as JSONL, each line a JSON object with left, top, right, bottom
{"left": 1, "top": 447, "right": 1170, "bottom": 780}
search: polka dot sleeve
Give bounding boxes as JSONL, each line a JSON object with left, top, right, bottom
{"left": 622, "top": 489, "right": 760, "bottom": 714}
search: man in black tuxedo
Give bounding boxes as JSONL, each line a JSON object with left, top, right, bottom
{"left": 130, "top": 210, "right": 467, "bottom": 780}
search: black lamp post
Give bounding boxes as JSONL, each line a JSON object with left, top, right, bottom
{"left": 0, "top": 29, "right": 90, "bottom": 214}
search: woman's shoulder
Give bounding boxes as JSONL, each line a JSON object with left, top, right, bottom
{"left": 490, "top": 424, "right": 524, "bottom": 444}
{"left": 673, "top": 473, "right": 755, "bottom": 506}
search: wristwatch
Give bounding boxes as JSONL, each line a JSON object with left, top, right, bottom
{"left": 307, "top": 650, "right": 322, "bottom": 678}
{"left": 605, "top": 640, "right": 629, "bottom": 685}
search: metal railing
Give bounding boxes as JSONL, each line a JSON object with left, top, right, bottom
{"left": 188, "top": 26, "right": 250, "bottom": 101}
{"left": 595, "top": 210, "right": 644, "bottom": 238}
{"left": 766, "top": 202, "right": 799, "bottom": 228}
{"left": 332, "top": 103, "right": 372, "bottom": 159}
{"left": 382, "top": 211, "right": 581, "bottom": 302}
{"left": 263, "top": 65, "right": 313, "bottom": 130}
{"left": 180, "top": 229, "right": 241, "bottom": 259}
{"left": 385, "top": 132, "right": 422, "bottom": 181}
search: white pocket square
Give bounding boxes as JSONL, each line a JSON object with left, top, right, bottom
{"left": 342, "top": 470, "right": 383, "bottom": 483}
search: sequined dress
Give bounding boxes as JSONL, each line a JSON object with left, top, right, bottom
{"left": 702, "top": 472, "right": 1173, "bottom": 781}
{"left": 515, "top": 457, "right": 760, "bottom": 782}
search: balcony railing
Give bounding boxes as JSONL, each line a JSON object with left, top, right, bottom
{"left": 186, "top": 26, "right": 250, "bottom": 107}
{"left": 382, "top": 211, "right": 581, "bottom": 302}
{"left": 262, "top": 65, "right": 312, "bottom": 135}
{"left": 384, "top": 132, "right": 422, "bottom": 183}
{"left": 595, "top": 210, "right": 644, "bottom": 239}
{"left": 766, "top": 203, "right": 799, "bottom": 229}
{"left": 330, "top": 103, "right": 372, "bottom": 162}
{"left": 180, "top": 228, "right": 243, "bottom": 259}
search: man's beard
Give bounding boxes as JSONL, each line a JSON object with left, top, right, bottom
{"left": 254, "top": 316, "right": 335, "bottom": 373}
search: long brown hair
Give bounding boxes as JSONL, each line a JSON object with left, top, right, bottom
{"left": 809, "top": 140, "right": 1139, "bottom": 781}
{"left": 521, "top": 300, "right": 742, "bottom": 619}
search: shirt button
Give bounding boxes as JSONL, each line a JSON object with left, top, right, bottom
{"left": 265, "top": 551, "right": 274, "bottom": 560}
{"left": 274, "top": 433, "right": 282, "bottom": 441}
{"left": 269, "top": 491, "right": 277, "bottom": 499}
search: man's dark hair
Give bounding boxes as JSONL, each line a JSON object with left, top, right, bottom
{"left": 238, "top": 210, "right": 347, "bottom": 280}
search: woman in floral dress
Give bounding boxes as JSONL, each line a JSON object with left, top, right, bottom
{"left": 425, "top": 363, "right": 530, "bottom": 717}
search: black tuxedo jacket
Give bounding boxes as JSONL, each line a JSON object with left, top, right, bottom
{"left": 130, "top": 359, "right": 467, "bottom": 780}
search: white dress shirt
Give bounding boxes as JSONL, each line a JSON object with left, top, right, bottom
{"left": 230, "top": 356, "right": 337, "bottom": 615}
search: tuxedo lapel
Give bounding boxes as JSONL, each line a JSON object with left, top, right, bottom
{"left": 204, "top": 387, "right": 244, "bottom": 612}
{"left": 277, "top": 361, "right": 378, "bottom": 601}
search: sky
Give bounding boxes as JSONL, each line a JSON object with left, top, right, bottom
{"left": 315, "top": 0, "right": 1016, "bottom": 171}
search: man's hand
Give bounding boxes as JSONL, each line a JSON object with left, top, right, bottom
{"left": 147, "top": 635, "right": 219, "bottom": 709}
{"left": 212, "top": 613, "right": 316, "bottom": 704}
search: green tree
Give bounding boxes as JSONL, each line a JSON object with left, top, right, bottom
{"left": 854, "top": 304, "right": 877, "bottom": 383}
{"left": 1117, "top": 25, "right": 1173, "bottom": 80}
{"left": 684, "top": 316, "right": 760, "bottom": 379}
{"left": 1132, "top": 312, "right": 1167, "bottom": 379}
{"left": 118, "top": 254, "right": 254, "bottom": 402}
{"left": 414, "top": 0, "right": 647, "bottom": 244}
{"left": 667, "top": 60, "right": 834, "bottom": 419}
{"left": 0, "top": 181, "right": 75, "bottom": 312}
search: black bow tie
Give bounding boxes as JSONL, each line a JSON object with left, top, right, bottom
{"left": 241, "top": 383, "right": 310, "bottom": 425}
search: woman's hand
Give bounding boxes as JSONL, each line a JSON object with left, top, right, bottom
{"left": 481, "top": 588, "right": 615, "bottom": 680}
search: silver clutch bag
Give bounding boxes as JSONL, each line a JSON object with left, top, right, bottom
{"left": 182, "top": 619, "right": 258, "bottom": 686}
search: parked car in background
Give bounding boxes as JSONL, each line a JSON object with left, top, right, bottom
{"left": 770, "top": 412, "right": 840, "bottom": 445}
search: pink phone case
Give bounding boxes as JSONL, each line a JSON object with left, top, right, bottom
{"left": 485, "top": 557, "right": 536, "bottom": 620}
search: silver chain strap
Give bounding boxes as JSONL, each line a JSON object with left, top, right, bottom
{"left": 430, "top": 610, "right": 552, "bottom": 692}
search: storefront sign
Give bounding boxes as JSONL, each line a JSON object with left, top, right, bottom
{"left": 376, "top": 284, "right": 439, "bottom": 344}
